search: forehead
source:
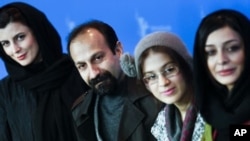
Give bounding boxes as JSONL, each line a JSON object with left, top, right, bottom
{"left": 143, "top": 51, "right": 172, "bottom": 72}
{"left": 0, "top": 22, "right": 29, "bottom": 40}
{"left": 69, "top": 28, "right": 111, "bottom": 62}
{"left": 206, "top": 26, "right": 241, "bottom": 45}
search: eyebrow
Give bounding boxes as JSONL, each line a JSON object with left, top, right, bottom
{"left": 75, "top": 51, "right": 104, "bottom": 65}
{"left": 75, "top": 61, "right": 85, "bottom": 66}
{"left": 205, "top": 39, "right": 240, "bottom": 48}
{"left": 143, "top": 61, "right": 175, "bottom": 74}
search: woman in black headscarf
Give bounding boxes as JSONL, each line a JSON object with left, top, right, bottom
{"left": 192, "top": 9, "right": 250, "bottom": 141}
{"left": 0, "top": 2, "right": 89, "bottom": 141}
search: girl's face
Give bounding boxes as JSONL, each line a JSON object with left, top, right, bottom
{"left": 142, "top": 51, "right": 189, "bottom": 105}
{"left": 0, "top": 22, "right": 39, "bottom": 66}
{"left": 205, "top": 26, "right": 245, "bottom": 91}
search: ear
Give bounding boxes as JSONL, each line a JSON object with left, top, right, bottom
{"left": 114, "top": 41, "right": 123, "bottom": 57}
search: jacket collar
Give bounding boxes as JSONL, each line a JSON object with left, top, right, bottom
{"left": 72, "top": 76, "right": 151, "bottom": 140}
{"left": 71, "top": 90, "right": 95, "bottom": 126}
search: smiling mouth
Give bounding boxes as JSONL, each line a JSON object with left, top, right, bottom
{"left": 161, "top": 87, "right": 175, "bottom": 96}
{"left": 17, "top": 53, "right": 26, "bottom": 60}
{"left": 218, "top": 68, "right": 235, "bottom": 76}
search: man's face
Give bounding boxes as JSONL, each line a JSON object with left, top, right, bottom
{"left": 69, "top": 28, "right": 123, "bottom": 95}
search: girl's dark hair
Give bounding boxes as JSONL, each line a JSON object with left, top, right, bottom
{"left": 138, "top": 46, "right": 193, "bottom": 89}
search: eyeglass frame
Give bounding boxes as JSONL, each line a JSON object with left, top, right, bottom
{"left": 142, "top": 62, "right": 179, "bottom": 85}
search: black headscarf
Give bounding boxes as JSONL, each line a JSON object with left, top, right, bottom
{"left": 0, "top": 2, "right": 88, "bottom": 141}
{"left": 193, "top": 9, "right": 250, "bottom": 140}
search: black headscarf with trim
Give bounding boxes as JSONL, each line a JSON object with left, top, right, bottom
{"left": 193, "top": 9, "right": 250, "bottom": 141}
{"left": 0, "top": 2, "right": 88, "bottom": 141}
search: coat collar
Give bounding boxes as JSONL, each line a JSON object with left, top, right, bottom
{"left": 71, "top": 90, "right": 95, "bottom": 127}
{"left": 72, "top": 76, "right": 152, "bottom": 139}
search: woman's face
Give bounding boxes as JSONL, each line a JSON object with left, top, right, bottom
{"left": 0, "top": 22, "right": 39, "bottom": 66}
{"left": 205, "top": 26, "right": 245, "bottom": 91}
{"left": 142, "top": 51, "right": 189, "bottom": 105}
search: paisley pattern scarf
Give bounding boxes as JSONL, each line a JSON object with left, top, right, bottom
{"left": 151, "top": 103, "right": 197, "bottom": 141}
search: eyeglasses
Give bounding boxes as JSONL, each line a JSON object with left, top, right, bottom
{"left": 142, "top": 63, "right": 179, "bottom": 85}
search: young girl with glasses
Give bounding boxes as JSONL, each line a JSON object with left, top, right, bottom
{"left": 121, "top": 31, "right": 197, "bottom": 141}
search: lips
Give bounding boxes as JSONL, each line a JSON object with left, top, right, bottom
{"left": 17, "top": 53, "right": 27, "bottom": 60}
{"left": 160, "top": 87, "right": 175, "bottom": 96}
{"left": 218, "top": 68, "right": 235, "bottom": 76}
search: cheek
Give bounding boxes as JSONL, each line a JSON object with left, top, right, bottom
{"left": 207, "top": 58, "right": 215, "bottom": 74}
{"left": 3, "top": 47, "right": 13, "bottom": 57}
{"left": 79, "top": 71, "right": 89, "bottom": 85}
{"left": 174, "top": 74, "right": 188, "bottom": 92}
{"left": 104, "top": 59, "right": 120, "bottom": 77}
{"left": 147, "top": 84, "right": 158, "bottom": 95}
{"left": 31, "top": 44, "right": 39, "bottom": 55}
{"left": 234, "top": 52, "right": 245, "bottom": 76}
{"left": 28, "top": 38, "right": 38, "bottom": 50}
{"left": 233, "top": 51, "right": 245, "bottom": 67}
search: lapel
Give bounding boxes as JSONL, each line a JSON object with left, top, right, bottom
{"left": 71, "top": 90, "right": 95, "bottom": 127}
{"left": 118, "top": 100, "right": 145, "bottom": 140}
{"left": 117, "top": 77, "right": 150, "bottom": 140}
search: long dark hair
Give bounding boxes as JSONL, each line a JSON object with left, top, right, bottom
{"left": 194, "top": 9, "right": 250, "bottom": 101}
{"left": 193, "top": 9, "right": 250, "bottom": 131}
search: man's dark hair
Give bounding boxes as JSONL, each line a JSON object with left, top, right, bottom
{"left": 67, "top": 19, "right": 119, "bottom": 55}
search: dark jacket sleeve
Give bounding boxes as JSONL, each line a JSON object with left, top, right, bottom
{"left": 0, "top": 80, "right": 12, "bottom": 141}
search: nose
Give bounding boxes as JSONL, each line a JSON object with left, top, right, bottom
{"left": 217, "top": 51, "right": 229, "bottom": 65}
{"left": 11, "top": 44, "right": 21, "bottom": 53}
{"left": 158, "top": 74, "right": 170, "bottom": 86}
{"left": 89, "top": 65, "right": 101, "bottom": 80}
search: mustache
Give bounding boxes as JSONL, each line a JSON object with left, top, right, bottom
{"left": 89, "top": 72, "right": 110, "bottom": 86}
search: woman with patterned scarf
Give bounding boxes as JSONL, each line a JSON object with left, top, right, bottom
{"left": 0, "top": 2, "right": 89, "bottom": 141}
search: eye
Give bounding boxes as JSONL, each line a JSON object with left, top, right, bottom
{"left": 164, "top": 65, "right": 176, "bottom": 73}
{"left": 162, "top": 64, "right": 179, "bottom": 77}
{"left": 143, "top": 73, "right": 157, "bottom": 84}
{"left": 0, "top": 41, "right": 10, "bottom": 47}
{"left": 205, "top": 48, "right": 217, "bottom": 56}
{"left": 226, "top": 45, "right": 241, "bottom": 53}
{"left": 16, "top": 34, "right": 26, "bottom": 41}
{"left": 77, "top": 63, "right": 86, "bottom": 71}
{"left": 93, "top": 54, "right": 104, "bottom": 64}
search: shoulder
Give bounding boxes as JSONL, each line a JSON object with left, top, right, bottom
{"left": 71, "top": 90, "right": 94, "bottom": 111}
{"left": 0, "top": 76, "right": 11, "bottom": 84}
{"left": 71, "top": 90, "right": 95, "bottom": 122}
{"left": 126, "top": 77, "right": 162, "bottom": 109}
{"left": 125, "top": 77, "right": 163, "bottom": 125}
{"left": 0, "top": 76, "right": 14, "bottom": 93}
{"left": 61, "top": 68, "right": 90, "bottom": 108}
{"left": 126, "top": 76, "right": 153, "bottom": 100}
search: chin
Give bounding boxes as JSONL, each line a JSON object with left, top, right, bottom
{"left": 95, "top": 82, "right": 115, "bottom": 96}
